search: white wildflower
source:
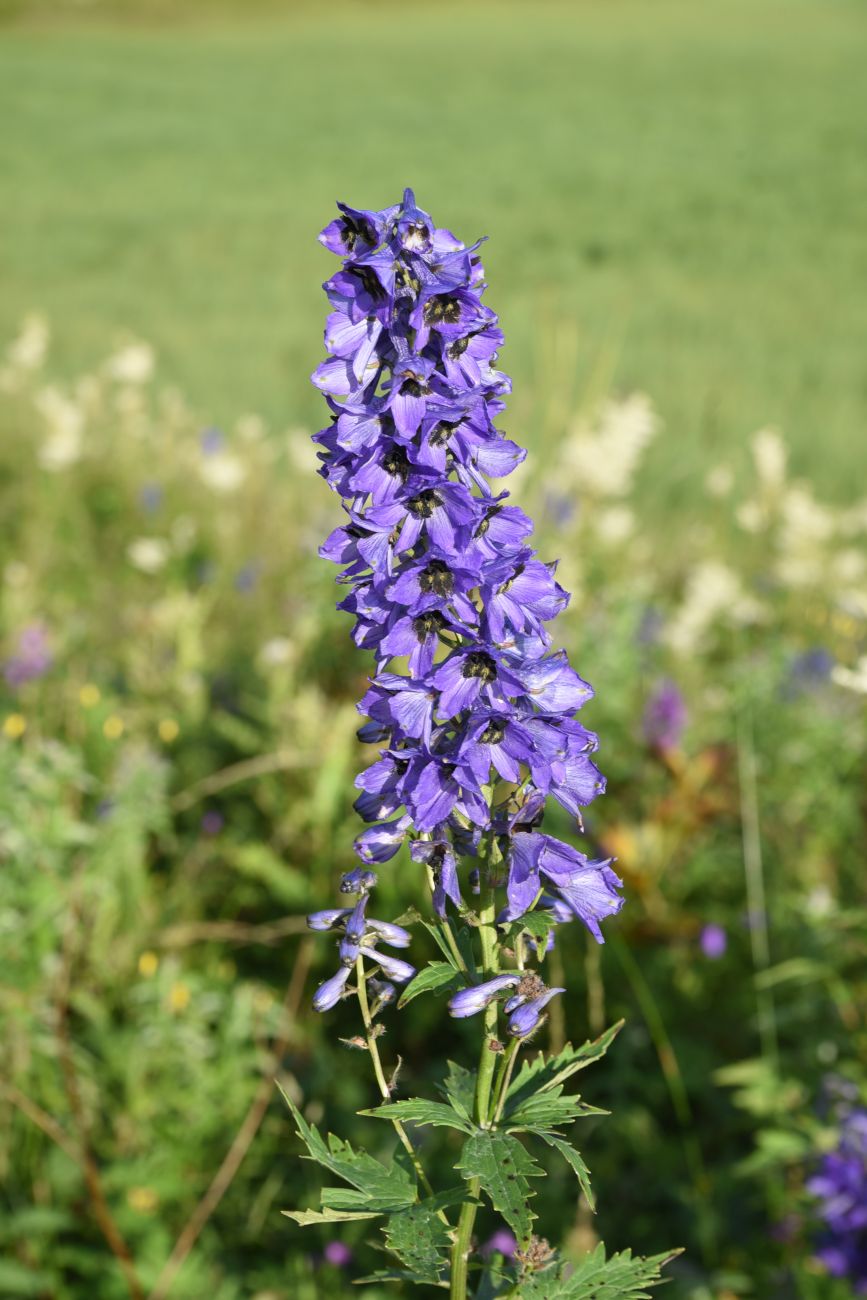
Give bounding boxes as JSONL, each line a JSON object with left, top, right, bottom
{"left": 105, "top": 342, "right": 155, "bottom": 385}
{"left": 35, "top": 387, "right": 84, "bottom": 470}
{"left": 736, "top": 500, "right": 765, "bottom": 534}
{"left": 705, "top": 464, "right": 734, "bottom": 498}
{"left": 830, "top": 657, "right": 867, "bottom": 695}
{"left": 7, "top": 314, "right": 50, "bottom": 374}
{"left": 666, "top": 561, "right": 757, "bottom": 655}
{"left": 199, "top": 452, "right": 246, "bottom": 493}
{"left": 752, "top": 427, "right": 787, "bottom": 491}
{"left": 259, "top": 637, "right": 295, "bottom": 668}
{"left": 560, "top": 393, "right": 658, "bottom": 498}
{"left": 594, "top": 505, "right": 635, "bottom": 545}
{"left": 127, "top": 537, "right": 170, "bottom": 574}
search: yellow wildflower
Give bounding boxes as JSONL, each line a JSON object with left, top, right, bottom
{"left": 3, "top": 713, "right": 26, "bottom": 739}
{"left": 138, "top": 951, "right": 159, "bottom": 978}
{"left": 103, "top": 715, "right": 124, "bottom": 740}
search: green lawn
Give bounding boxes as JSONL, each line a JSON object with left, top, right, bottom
{"left": 2, "top": 0, "right": 866, "bottom": 497}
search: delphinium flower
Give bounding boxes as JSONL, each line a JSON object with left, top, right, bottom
{"left": 807, "top": 1103, "right": 867, "bottom": 1290}
{"left": 296, "top": 190, "right": 650, "bottom": 1300}
{"left": 311, "top": 188, "right": 623, "bottom": 950}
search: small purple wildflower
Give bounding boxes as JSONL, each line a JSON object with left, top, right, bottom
{"left": 448, "top": 974, "right": 520, "bottom": 1019}
{"left": 807, "top": 1104, "right": 867, "bottom": 1291}
{"left": 200, "top": 427, "right": 225, "bottom": 455}
{"left": 201, "top": 810, "right": 224, "bottom": 836}
{"left": 481, "top": 1228, "right": 518, "bottom": 1259}
{"left": 138, "top": 482, "right": 164, "bottom": 514}
{"left": 4, "top": 623, "right": 52, "bottom": 688}
{"left": 323, "top": 1240, "right": 353, "bottom": 1268}
{"left": 234, "top": 562, "right": 261, "bottom": 594}
{"left": 643, "top": 678, "right": 687, "bottom": 751}
{"left": 699, "top": 923, "right": 727, "bottom": 960}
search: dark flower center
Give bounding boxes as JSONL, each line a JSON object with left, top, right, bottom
{"left": 480, "top": 718, "right": 506, "bottom": 745}
{"left": 399, "top": 372, "right": 429, "bottom": 398}
{"left": 498, "top": 562, "right": 524, "bottom": 594}
{"left": 447, "top": 336, "right": 469, "bottom": 360}
{"left": 350, "top": 266, "right": 384, "bottom": 300}
{"left": 383, "top": 446, "right": 410, "bottom": 480}
{"left": 407, "top": 490, "right": 441, "bottom": 518}
{"left": 412, "top": 610, "right": 447, "bottom": 642}
{"left": 429, "top": 420, "right": 460, "bottom": 447}
{"left": 403, "top": 220, "right": 430, "bottom": 250}
{"left": 341, "top": 215, "right": 376, "bottom": 252}
{"left": 474, "top": 505, "right": 502, "bottom": 538}
{"left": 419, "top": 559, "right": 454, "bottom": 597}
{"left": 394, "top": 262, "right": 421, "bottom": 295}
{"left": 461, "top": 651, "right": 497, "bottom": 683}
{"left": 424, "top": 295, "right": 462, "bottom": 325}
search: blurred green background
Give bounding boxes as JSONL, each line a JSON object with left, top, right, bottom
{"left": 1, "top": 1, "right": 865, "bottom": 1298}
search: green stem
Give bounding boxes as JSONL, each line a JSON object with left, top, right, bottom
{"left": 490, "top": 1037, "right": 520, "bottom": 1127}
{"left": 355, "top": 956, "right": 440, "bottom": 1206}
{"left": 450, "top": 877, "right": 500, "bottom": 1300}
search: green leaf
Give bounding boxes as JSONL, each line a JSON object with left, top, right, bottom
{"left": 361, "top": 1098, "right": 475, "bottom": 1135}
{"left": 355, "top": 1268, "right": 450, "bottom": 1289}
{"left": 519, "top": 1243, "right": 681, "bottom": 1299}
{"left": 383, "top": 1198, "right": 452, "bottom": 1281}
{"left": 398, "top": 961, "right": 462, "bottom": 1008}
{"left": 420, "top": 920, "right": 477, "bottom": 976}
{"left": 279, "top": 1084, "right": 416, "bottom": 1214}
{"left": 281, "top": 1207, "right": 380, "bottom": 1226}
{"left": 505, "top": 1094, "right": 606, "bottom": 1130}
{"left": 509, "top": 910, "right": 556, "bottom": 959}
{"left": 505, "top": 1022, "right": 623, "bottom": 1111}
{"left": 533, "top": 1131, "right": 595, "bottom": 1211}
{"left": 456, "top": 1131, "right": 543, "bottom": 1245}
{"left": 438, "top": 1059, "right": 477, "bottom": 1122}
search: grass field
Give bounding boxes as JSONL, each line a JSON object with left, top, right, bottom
{"left": 1, "top": 0, "right": 866, "bottom": 501}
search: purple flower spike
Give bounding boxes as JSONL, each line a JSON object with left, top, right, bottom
{"left": 312, "top": 966, "right": 352, "bottom": 1013}
{"left": 448, "top": 974, "right": 520, "bottom": 1019}
{"left": 643, "top": 678, "right": 687, "bottom": 751}
{"left": 313, "top": 188, "right": 624, "bottom": 975}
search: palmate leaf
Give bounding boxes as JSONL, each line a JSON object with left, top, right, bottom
{"left": 519, "top": 1244, "right": 681, "bottom": 1299}
{"left": 456, "top": 1131, "right": 543, "bottom": 1245}
{"left": 278, "top": 1084, "right": 416, "bottom": 1216}
{"left": 505, "top": 1093, "right": 607, "bottom": 1130}
{"left": 398, "top": 960, "right": 463, "bottom": 1008}
{"left": 361, "top": 1097, "right": 475, "bottom": 1135}
{"left": 505, "top": 1021, "right": 623, "bottom": 1113}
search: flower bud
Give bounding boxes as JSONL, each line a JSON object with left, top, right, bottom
{"left": 312, "top": 966, "right": 351, "bottom": 1013}
{"left": 366, "top": 918, "right": 412, "bottom": 948}
{"left": 447, "top": 974, "right": 520, "bottom": 1019}
{"left": 307, "top": 908, "right": 350, "bottom": 932}
{"left": 507, "top": 987, "right": 564, "bottom": 1038}
{"left": 340, "top": 868, "right": 377, "bottom": 895}
{"left": 359, "top": 946, "right": 415, "bottom": 984}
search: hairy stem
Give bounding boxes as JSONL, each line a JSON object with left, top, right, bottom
{"left": 355, "top": 955, "right": 440, "bottom": 1205}
{"left": 451, "top": 876, "right": 500, "bottom": 1300}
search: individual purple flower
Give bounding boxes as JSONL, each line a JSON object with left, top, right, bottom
{"left": 447, "top": 974, "right": 520, "bottom": 1019}
{"left": 807, "top": 1103, "right": 867, "bottom": 1290}
{"left": 643, "top": 678, "right": 687, "bottom": 751}
{"left": 312, "top": 966, "right": 352, "bottom": 1013}
{"left": 312, "top": 189, "right": 623, "bottom": 942}
{"left": 3, "top": 623, "right": 52, "bottom": 688}
{"left": 699, "top": 923, "right": 727, "bottom": 960}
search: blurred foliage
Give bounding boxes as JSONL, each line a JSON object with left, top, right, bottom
{"left": 0, "top": 320, "right": 865, "bottom": 1300}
